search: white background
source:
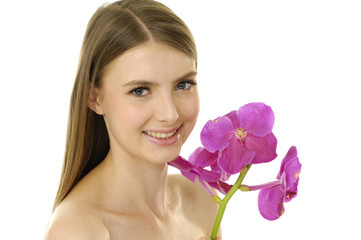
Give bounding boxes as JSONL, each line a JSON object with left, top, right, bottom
{"left": 1, "top": 0, "right": 360, "bottom": 239}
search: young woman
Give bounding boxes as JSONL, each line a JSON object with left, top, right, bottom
{"left": 45, "top": 0, "right": 221, "bottom": 239}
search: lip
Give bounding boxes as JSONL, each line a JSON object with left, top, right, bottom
{"left": 143, "top": 125, "right": 182, "bottom": 146}
{"left": 145, "top": 126, "right": 180, "bottom": 134}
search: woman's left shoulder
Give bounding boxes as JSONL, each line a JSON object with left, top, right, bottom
{"left": 167, "top": 174, "right": 219, "bottom": 213}
{"left": 167, "top": 174, "right": 221, "bottom": 237}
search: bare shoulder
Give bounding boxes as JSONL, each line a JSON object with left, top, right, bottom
{"left": 168, "top": 175, "right": 223, "bottom": 238}
{"left": 167, "top": 174, "right": 219, "bottom": 215}
{"left": 44, "top": 200, "right": 110, "bottom": 240}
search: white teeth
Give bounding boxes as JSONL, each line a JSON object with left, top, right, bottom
{"left": 145, "top": 130, "right": 177, "bottom": 139}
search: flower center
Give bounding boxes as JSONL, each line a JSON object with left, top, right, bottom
{"left": 235, "top": 128, "right": 247, "bottom": 141}
{"left": 286, "top": 191, "right": 297, "bottom": 199}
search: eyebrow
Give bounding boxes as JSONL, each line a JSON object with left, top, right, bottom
{"left": 122, "top": 71, "right": 198, "bottom": 87}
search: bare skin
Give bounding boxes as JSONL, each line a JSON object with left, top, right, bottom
{"left": 45, "top": 42, "right": 221, "bottom": 239}
{"left": 45, "top": 156, "right": 220, "bottom": 239}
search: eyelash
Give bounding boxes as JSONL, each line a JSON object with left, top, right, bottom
{"left": 129, "top": 80, "right": 197, "bottom": 97}
{"left": 130, "top": 87, "right": 150, "bottom": 96}
{"left": 176, "top": 80, "right": 197, "bottom": 90}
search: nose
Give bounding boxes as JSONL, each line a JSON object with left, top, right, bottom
{"left": 154, "top": 93, "right": 179, "bottom": 124}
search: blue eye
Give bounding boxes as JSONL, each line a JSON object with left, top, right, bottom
{"left": 131, "top": 87, "right": 150, "bottom": 96}
{"left": 176, "top": 80, "right": 196, "bottom": 90}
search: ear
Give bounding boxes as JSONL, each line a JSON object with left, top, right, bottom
{"left": 87, "top": 86, "right": 105, "bottom": 115}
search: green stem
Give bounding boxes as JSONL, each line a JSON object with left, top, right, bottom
{"left": 210, "top": 165, "right": 251, "bottom": 240}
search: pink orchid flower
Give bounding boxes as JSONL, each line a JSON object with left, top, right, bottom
{"left": 168, "top": 102, "right": 301, "bottom": 239}
{"left": 168, "top": 154, "right": 221, "bottom": 195}
{"left": 201, "top": 102, "right": 278, "bottom": 174}
{"left": 242, "top": 146, "right": 301, "bottom": 220}
{"left": 258, "top": 146, "right": 301, "bottom": 220}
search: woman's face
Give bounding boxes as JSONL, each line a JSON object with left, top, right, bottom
{"left": 94, "top": 41, "right": 199, "bottom": 165}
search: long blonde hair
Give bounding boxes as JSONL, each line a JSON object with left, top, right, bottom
{"left": 53, "top": 0, "right": 197, "bottom": 210}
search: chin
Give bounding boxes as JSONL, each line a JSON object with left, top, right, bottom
{"left": 141, "top": 141, "right": 181, "bottom": 164}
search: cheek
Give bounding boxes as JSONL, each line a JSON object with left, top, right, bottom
{"left": 180, "top": 94, "right": 200, "bottom": 124}
{"left": 114, "top": 104, "right": 153, "bottom": 132}
{"left": 103, "top": 93, "right": 152, "bottom": 132}
{"left": 124, "top": 105, "right": 153, "bottom": 130}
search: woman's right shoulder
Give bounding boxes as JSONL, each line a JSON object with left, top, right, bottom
{"left": 44, "top": 200, "right": 110, "bottom": 240}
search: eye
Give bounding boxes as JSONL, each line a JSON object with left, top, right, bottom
{"left": 131, "top": 87, "right": 150, "bottom": 96}
{"left": 176, "top": 80, "right": 197, "bottom": 90}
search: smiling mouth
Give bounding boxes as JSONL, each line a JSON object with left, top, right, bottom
{"left": 143, "top": 130, "right": 177, "bottom": 139}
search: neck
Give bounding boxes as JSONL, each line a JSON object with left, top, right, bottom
{"left": 95, "top": 149, "right": 170, "bottom": 219}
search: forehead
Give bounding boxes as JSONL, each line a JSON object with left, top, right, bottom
{"left": 102, "top": 41, "right": 196, "bottom": 86}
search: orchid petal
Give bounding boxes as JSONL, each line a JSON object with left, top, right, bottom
{"left": 285, "top": 160, "right": 301, "bottom": 190}
{"left": 285, "top": 178, "right": 299, "bottom": 202}
{"left": 208, "top": 181, "right": 233, "bottom": 195}
{"left": 188, "top": 147, "right": 204, "bottom": 165}
{"left": 244, "top": 180, "right": 281, "bottom": 191}
{"left": 278, "top": 146, "right": 298, "bottom": 178}
{"left": 218, "top": 136, "right": 255, "bottom": 174}
{"left": 277, "top": 146, "right": 301, "bottom": 190}
{"left": 168, "top": 156, "right": 194, "bottom": 171}
{"left": 211, "top": 161, "right": 231, "bottom": 181}
{"left": 237, "top": 102, "right": 275, "bottom": 137}
{"left": 201, "top": 117, "right": 234, "bottom": 152}
{"left": 180, "top": 170, "right": 198, "bottom": 183}
{"left": 245, "top": 132, "right": 278, "bottom": 164}
{"left": 189, "top": 147, "right": 219, "bottom": 168}
{"left": 197, "top": 168, "right": 222, "bottom": 182}
{"left": 225, "top": 110, "right": 240, "bottom": 128}
{"left": 258, "top": 186, "right": 285, "bottom": 220}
